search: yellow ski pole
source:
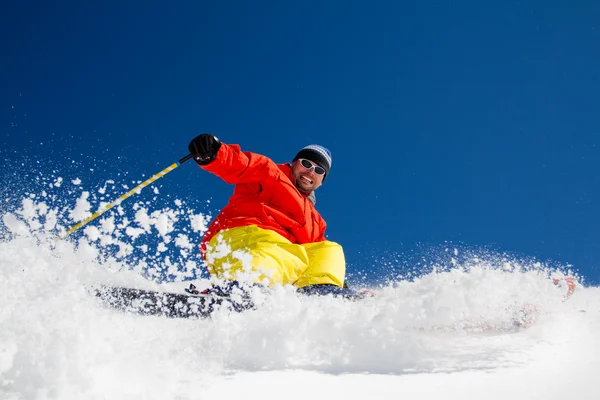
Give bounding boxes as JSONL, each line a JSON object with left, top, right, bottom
{"left": 57, "top": 154, "right": 193, "bottom": 240}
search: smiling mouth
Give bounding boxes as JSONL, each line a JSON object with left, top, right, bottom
{"left": 299, "top": 175, "right": 313, "bottom": 185}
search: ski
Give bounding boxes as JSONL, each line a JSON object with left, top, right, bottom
{"left": 93, "top": 284, "right": 254, "bottom": 319}
{"left": 94, "top": 281, "right": 372, "bottom": 319}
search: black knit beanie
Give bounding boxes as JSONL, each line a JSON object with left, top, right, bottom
{"left": 293, "top": 144, "right": 332, "bottom": 178}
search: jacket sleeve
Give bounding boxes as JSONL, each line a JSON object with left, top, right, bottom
{"left": 200, "top": 143, "right": 279, "bottom": 184}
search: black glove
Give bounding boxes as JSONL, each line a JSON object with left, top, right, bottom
{"left": 188, "top": 133, "right": 222, "bottom": 165}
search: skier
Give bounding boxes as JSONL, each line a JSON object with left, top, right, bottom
{"left": 188, "top": 133, "right": 351, "bottom": 296}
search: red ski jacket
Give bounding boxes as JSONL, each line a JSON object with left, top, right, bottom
{"left": 198, "top": 143, "right": 327, "bottom": 257}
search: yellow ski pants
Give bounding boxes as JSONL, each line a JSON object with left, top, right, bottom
{"left": 204, "top": 225, "right": 345, "bottom": 288}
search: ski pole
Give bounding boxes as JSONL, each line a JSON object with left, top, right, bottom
{"left": 57, "top": 154, "right": 193, "bottom": 240}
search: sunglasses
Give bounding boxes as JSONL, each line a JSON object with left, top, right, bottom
{"left": 298, "top": 158, "right": 326, "bottom": 175}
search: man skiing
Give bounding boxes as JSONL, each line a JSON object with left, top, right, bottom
{"left": 188, "top": 133, "right": 348, "bottom": 295}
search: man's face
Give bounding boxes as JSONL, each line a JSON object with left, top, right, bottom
{"left": 292, "top": 159, "right": 325, "bottom": 192}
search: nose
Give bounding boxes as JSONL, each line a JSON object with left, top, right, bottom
{"left": 304, "top": 168, "right": 316, "bottom": 178}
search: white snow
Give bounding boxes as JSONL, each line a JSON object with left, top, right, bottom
{"left": 0, "top": 194, "right": 599, "bottom": 400}
{"left": 190, "top": 212, "right": 211, "bottom": 233}
{"left": 2, "top": 213, "right": 29, "bottom": 236}
{"left": 174, "top": 233, "right": 193, "bottom": 250}
{"left": 68, "top": 191, "right": 92, "bottom": 222}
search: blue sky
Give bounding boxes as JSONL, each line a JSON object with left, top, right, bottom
{"left": 2, "top": 1, "right": 599, "bottom": 284}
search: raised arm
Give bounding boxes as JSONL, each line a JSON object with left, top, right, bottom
{"left": 189, "top": 134, "right": 279, "bottom": 185}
